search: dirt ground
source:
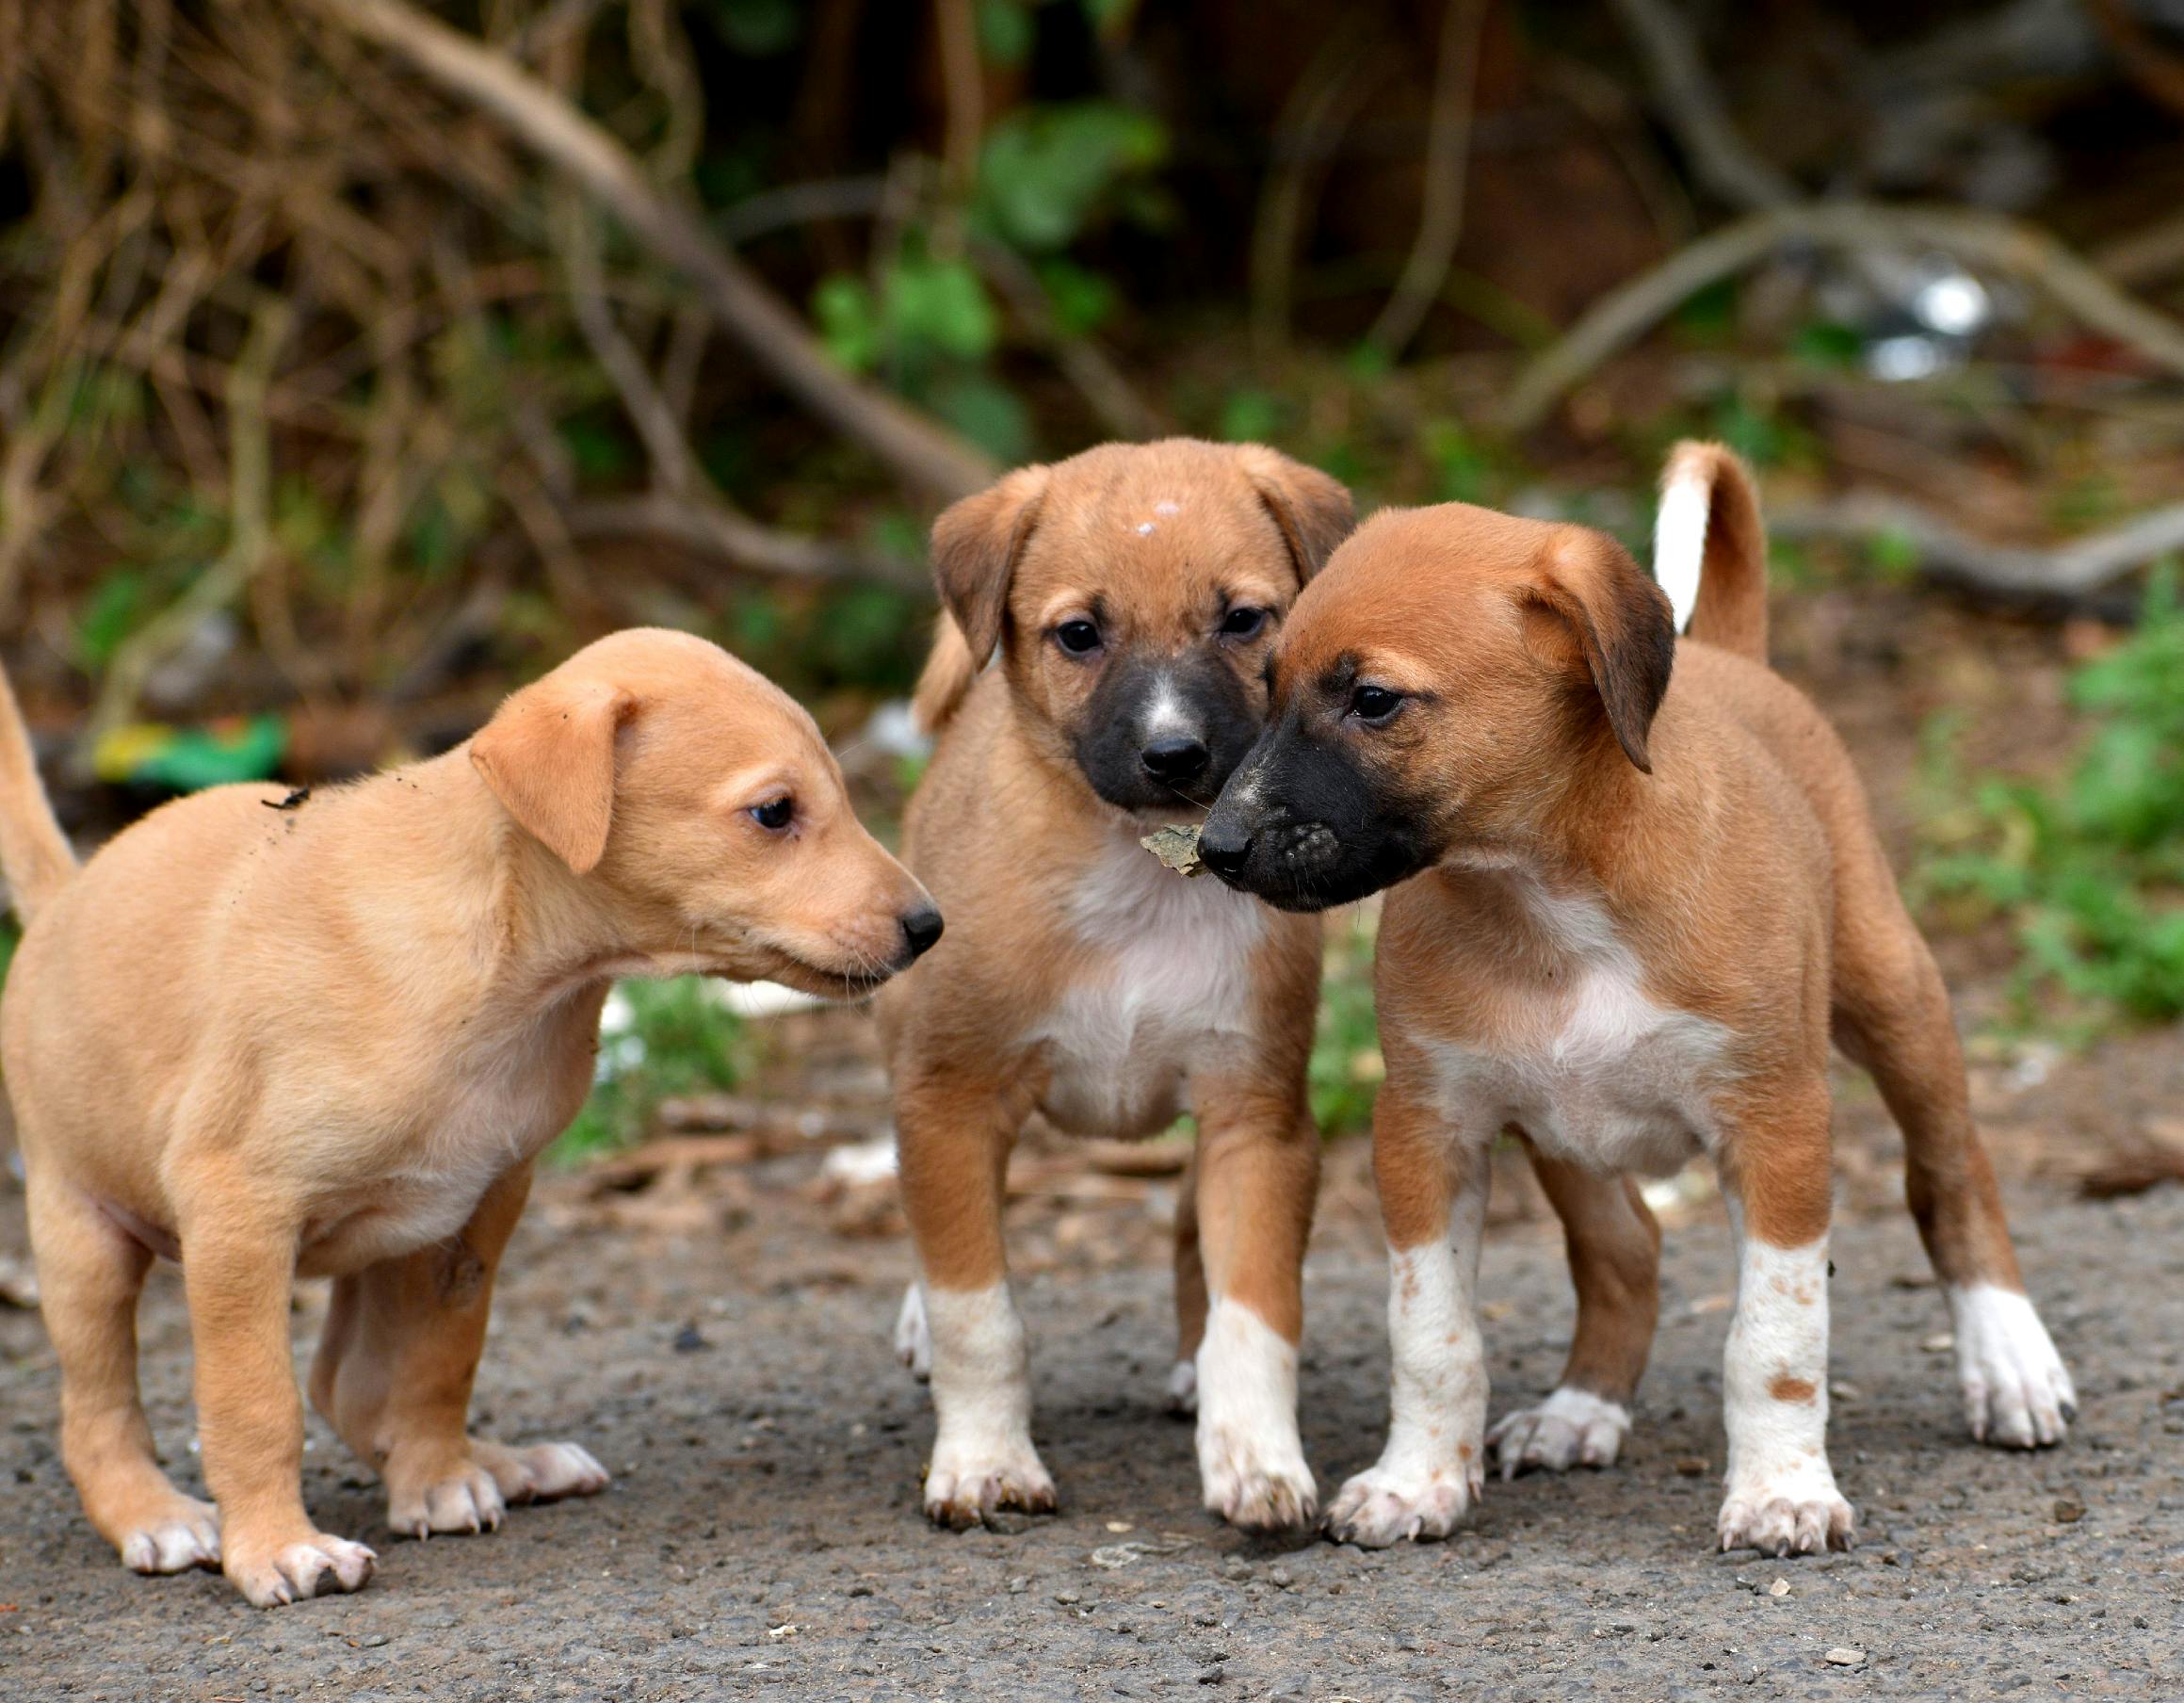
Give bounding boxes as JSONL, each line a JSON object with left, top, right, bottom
{"left": 2, "top": 1160, "right": 2180, "bottom": 1702}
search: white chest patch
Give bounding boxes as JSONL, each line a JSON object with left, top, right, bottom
{"left": 1423, "top": 876, "right": 1731, "bottom": 1175}
{"left": 1028, "top": 837, "right": 1268, "bottom": 1137}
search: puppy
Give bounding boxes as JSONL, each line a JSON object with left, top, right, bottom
{"left": 877, "top": 439, "right": 1352, "bottom": 1531}
{"left": 0, "top": 628, "right": 939, "bottom": 1606}
{"left": 1199, "top": 444, "right": 2074, "bottom": 1555}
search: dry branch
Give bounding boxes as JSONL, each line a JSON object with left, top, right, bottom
{"left": 1500, "top": 202, "right": 2184, "bottom": 433}
{"left": 311, "top": 0, "right": 996, "bottom": 501}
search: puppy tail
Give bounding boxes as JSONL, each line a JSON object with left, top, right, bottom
{"left": 911, "top": 615, "right": 979, "bottom": 734}
{"left": 0, "top": 657, "right": 74, "bottom": 925}
{"left": 1653, "top": 440, "right": 1769, "bottom": 663}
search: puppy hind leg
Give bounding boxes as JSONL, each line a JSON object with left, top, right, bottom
{"left": 1189, "top": 1105, "right": 1318, "bottom": 1530}
{"left": 1489, "top": 1150, "right": 1658, "bottom": 1478}
{"left": 1834, "top": 896, "right": 2073, "bottom": 1449}
{"left": 25, "top": 1169, "right": 220, "bottom": 1575}
{"left": 309, "top": 1164, "right": 606, "bottom": 1541}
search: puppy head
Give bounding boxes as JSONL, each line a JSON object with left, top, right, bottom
{"left": 1199, "top": 504, "right": 1674, "bottom": 911}
{"left": 471, "top": 628, "right": 941, "bottom": 997}
{"left": 930, "top": 438, "right": 1352, "bottom": 813}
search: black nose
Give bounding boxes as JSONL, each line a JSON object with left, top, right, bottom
{"left": 1196, "top": 827, "right": 1252, "bottom": 878}
{"left": 900, "top": 906, "right": 945, "bottom": 960}
{"left": 1141, "top": 737, "right": 1209, "bottom": 781}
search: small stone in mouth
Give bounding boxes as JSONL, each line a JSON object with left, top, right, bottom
{"left": 1140, "top": 823, "right": 1204, "bottom": 878}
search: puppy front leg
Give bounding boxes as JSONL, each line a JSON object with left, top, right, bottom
{"left": 1715, "top": 1084, "right": 1855, "bottom": 1557}
{"left": 1189, "top": 1094, "right": 1318, "bottom": 1530}
{"left": 181, "top": 1184, "right": 376, "bottom": 1608}
{"left": 894, "top": 1078, "right": 1053, "bottom": 1530}
{"left": 310, "top": 1164, "right": 607, "bottom": 1540}
{"left": 1324, "top": 1090, "right": 1488, "bottom": 1548}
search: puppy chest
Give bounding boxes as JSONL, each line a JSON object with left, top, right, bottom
{"left": 1028, "top": 858, "right": 1269, "bottom": 1138}
{"left": 1424, "top": 963, "right": 1732, "bottom": 1175}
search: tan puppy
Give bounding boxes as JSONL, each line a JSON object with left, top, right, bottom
{"left": 1199, "top": 444, "right": 2074, "bottom": 1556}
{"left": 0, "top": 628, "right": 938, "bottom": 1606}
{"left": 877, "top": 440, "right": 1352, "bottom": 1531}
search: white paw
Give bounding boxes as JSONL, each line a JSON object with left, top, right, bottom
{"left": 118, "top": 1498, "right": 221, "bottom": 1574}
{"left": 923, "top": 1438, "right": 1057, "bottom": 1531}
{"left": 1718, "top": 1462, "right": 1855, "bottom": 1556}
{"left": 1322, "top": 1455, "right": 1481, "bottom": 1548}
{"left": 1199, "top": 1421, "right": 1315, "bottom": 1530}
{"left": 1487, "top": 1386, "right": 1631, "bottom": 1479}
{"left": 1949, "top": 1285, "right": 2075, "bottom": 1449}
{"left": 227, "top": 1533, "right": 377, "bottom": 1609}
{"left": 390, "top": 1462, "right": 504, "bottom": 1538}
{"left": 895, "top": 1283, "right": 930, "bottom": 1381}
{"left": 480, "top": 1439, "right": 611, "bottom": 1504}
{"left": 1167, "top": 1358, "right": 1198, "bottom": 1415}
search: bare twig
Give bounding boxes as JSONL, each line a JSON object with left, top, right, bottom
{"left": 564, "top": 495, "right": 923, "bottom": 590}
{"left": 1500, "top": 202, "right": 2184, "bottom": 433}
{"left": 312, "top": 0, "right": 996, "bottom": 500}
{"left": 1607, "top": 0, "right": 1796, "bottom": 213}
{"left": 1772, "top": 492, "right": 2184, "bottom": 604}
{"left": 1363, "top": 0, "right": 1487, "bottom": 362}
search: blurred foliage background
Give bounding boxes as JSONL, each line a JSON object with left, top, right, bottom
{"left": 5, "top": 0, "right": 2184, "bottom": 1148}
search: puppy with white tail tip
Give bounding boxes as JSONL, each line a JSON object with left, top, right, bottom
{"left": 1198, "top": 441, "right": 2074, "bottom": 1557}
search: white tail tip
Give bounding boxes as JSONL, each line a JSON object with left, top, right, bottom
{"left": 1653, "top": 467, "right": 1709, "bottom": 634}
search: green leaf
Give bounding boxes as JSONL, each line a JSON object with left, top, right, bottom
{"left": 978, "top": 0, "right": 1035, "bottom": 65}
{"left": 703, "top": 0, "right": 801, "bottom": 56}
{"left": 813, "top": 273, "right": 882, "bottom": 372}
{"left": 882, "top": 256, "right": 999, "bottom": 363}
{"left": 1217, "top": 389, "right": 1283, "bottom": 445}
{"left": 975, "top": 102, "right": 1168, "bottom": 251}
{"left": 930, "top": 371, "right": 1032, "bottom": 462}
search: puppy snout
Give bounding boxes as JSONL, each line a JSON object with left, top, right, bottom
{"left": 1140, "top": 736, "right": 1209, "bottom": 784}
{"left": 899, "top": 904, "right": 945, "bottom": 961}
{"left": 1196, "top": 822, "right": 1253, "bottom": 878}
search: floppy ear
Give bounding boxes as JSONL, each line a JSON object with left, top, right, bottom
{"left": 930, "top": 464, "right": 1050, "bottom": 669}
{"left": 1233, "top": 444, "right": 1355, "bottom": 581}
{"left": 1527, "top": 530, "right": 1676, "bottom": 773}
{"left": 470, "top": 675, "right": 635, "bottom": 874}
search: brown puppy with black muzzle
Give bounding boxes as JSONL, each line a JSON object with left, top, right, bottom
{"left": 1199, "top": 443, "right": 2074, "bottom": 1556}
{"left": 0, "top": 628, "right": 939, "bottom": 1607}
{"left": 876, "top": 439, "right": 1352, "bottom": 1532}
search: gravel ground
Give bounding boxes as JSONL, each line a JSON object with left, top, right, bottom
{"left": 1, "top": 1176, "right": 2179, "bottom": 1702}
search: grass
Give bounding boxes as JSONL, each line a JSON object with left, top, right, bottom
{"left": 1917, "top": 568, "right": 2184, "bottom": 1030}
{"left": 551, "top": 977, "right": 748, "bottom": 1165}
{"left": 1309, "top": 911, "right": 1383, "bottom": 1139}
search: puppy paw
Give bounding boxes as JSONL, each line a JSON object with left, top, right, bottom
{"left": 1322, "top": 1455, "right": 1480, "bottom": 1549}
{"left": 224, "top": 1532, "right": 377, "bottom": 1609}
{"left": 1166, "top": 1358, "right": 1198, "bottom": 1416}
{"left": 922, "top": 1441, "right": 1057, "bottom": 1532}
{"left": 1949, "top": 1285, "right": 2075, "bottom": 1449}
{"left": 474, "top": 1439, "right": 611, "bottom": 1505}
{"left": 1487, "top": 1387, "right": 1630, "bottom": 1479}
{"left": 116, "top": 1495, "right": 221, "bottom": 1574}
{"left": 894, "top": 1284, "right": 930, "bottom": 1381}
{"left": 1717, "top": 1470, "right": 1855, "bottom": 1557}
{"left": 1199, "top": 1424, "right": 1315, "bottom": 1531}
{"left": 386, "top": 1458, "right": 506, "bottom": 1539}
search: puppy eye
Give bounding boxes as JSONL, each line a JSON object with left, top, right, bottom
{"left": 1054, "top": 619, "right": 1102, "bottom": 657}
{"left": 1219, "top": 606, "right": 1268, "bottom": 640}
{"left": 750, "top": 796, "right": 795, "bottom": 831}
{"left": 1350, "top": 685, "right": 1403, "bottom": 723}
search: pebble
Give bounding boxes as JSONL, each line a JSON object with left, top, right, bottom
{"left": 2052, "top": 1499, "right": 2085, "bottom": 1524}
{"left": 1824, "top": 1647, "right": 1867, "bottom": 1667}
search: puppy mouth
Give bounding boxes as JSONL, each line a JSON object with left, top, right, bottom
{"left": 764, "top": 955, "right": 900, "bottom": 1002}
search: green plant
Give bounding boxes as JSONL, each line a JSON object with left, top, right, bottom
{"left": 553, "top": 978, "right": 748, "bottom": 1164}
{"left": 1918, "top": 568, "right": 2184, "bottom": 1027}
{"left": 1309, "top": 915, "right": 1383, "bottom": 1137}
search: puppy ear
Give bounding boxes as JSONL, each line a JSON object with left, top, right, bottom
{"left": 470, "top": 675, "right": 635, "bottom": 873}
{"left": 930, "top": 464, "right": 1050, "bottom": 669}
{"left": 1233, "top": 445, "right": 1355, "bottom": 582}
{"left": 1528, "top": 530, "right": 1676, "bottom": 773}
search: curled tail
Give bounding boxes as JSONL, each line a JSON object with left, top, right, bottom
{"left": 910, "top": 614, "right": 979, "bottom": 734}
{"left": 1652, "top": 440, "right": 1769, "bottom": 663}
{"left": 0, "top": 657, "right": 75, "bottom": 924}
